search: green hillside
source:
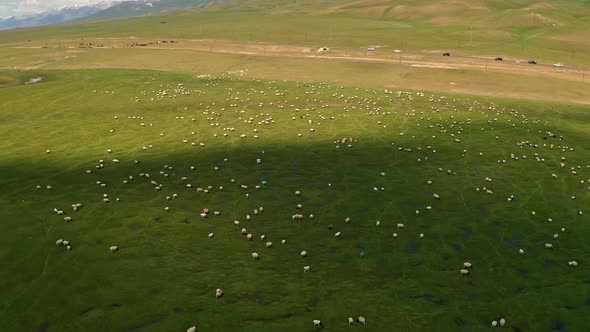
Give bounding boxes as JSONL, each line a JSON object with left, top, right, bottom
{"left": 0, "top": 0, "right": 589, "bottom": 66}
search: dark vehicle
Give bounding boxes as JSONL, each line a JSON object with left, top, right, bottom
{"left": 495, "top": 57, "right": 503, "bottom": 61}
{"left": 443, "top": 52, "right": 451, "bottom": 56}
{"left": 528, "top": 60, "right": 537, "bottom": 64}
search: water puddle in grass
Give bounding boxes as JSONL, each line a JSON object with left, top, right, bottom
{"left": 406, "top": 240, "right": 418, "bottom": 253}
{"left": 549, "top": 320, "right": 566, "bottom": 331}
{"left": 505, "top": 232, "right": 522, "bottom": 248}
{"left": 515, "top": 268, "right": 529, "bottom": 278}
{"left": 36, "top": 322, "right": 50, "bottom": 332}
{"left": 80, "top": 307, "right": 95, "bottom": 315}
{"left": 459, "top": 226, "right": 472, "bottom": 239}
{"left": 26, "top": 77, "right": 43, "bottom": 84}
{"left": 450, "top": 243, "right": 462, "bottom": 253}
{"left": 408, "top": 294, "right": 445, "bottom": 305}
{"left": 543, "top": 260, "right": 557, "bottom": 269}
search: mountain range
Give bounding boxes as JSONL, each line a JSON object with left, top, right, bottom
{"left": 0, "top": 0, "right": 222, "bottom": 30}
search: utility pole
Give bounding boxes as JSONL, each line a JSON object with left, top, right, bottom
{"left": 330, "top": 25, "right": 333, "bottom": 41}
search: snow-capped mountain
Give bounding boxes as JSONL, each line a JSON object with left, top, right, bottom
{"left": 0, "top": 1, "right": 116, "bottom": 30}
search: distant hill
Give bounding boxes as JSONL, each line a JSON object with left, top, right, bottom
{"left": 79, "top": 0, "right": 229, "bottom": 22}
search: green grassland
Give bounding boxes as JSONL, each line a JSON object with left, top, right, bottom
{"left": 1, "top": 69, "right": 589, "bottom": 331}
{"left": 1, "top": 0, "right": 589, "bottom": 66}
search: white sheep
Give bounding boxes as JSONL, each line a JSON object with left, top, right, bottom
{"left": 56, "top": 239, "right": 64, "bottom": 246}
{"left": 419, "top": 233, "right": 424, "bottom": 239}
{"left": 396, "top": 223, "right": 405, "bottom": 229}
{"left": 433, "top": 193, "right": 440, "bottom": 200}
{"left": 357, "top": 316, "right": 366, "bottom": 325}
{"left": 260, "top": 235, "right": 266, "bottom": 241}
{"left": 208, "top": 233, "right": 214, "bottom": 239}
{"left": 393, "top": 233, "right": 398, "bottom": 238}
{"left": 247, "top": 234, "right": 253, "bottom": 241}
{"left": 545, "top": 243, "right": 553, "bottom": 249}
{"left": 460, "top": 269, "right": 469, "bottom": 275}
{"left": 335, "top": 232, "right": 341, "bottom": 237}
{"left": 110, "top": 246, "right": 119, "bottom": 252}
{"left": 303, "top": 265, "right": 310, "bottom": 272}
{"left": 252, "top": 252, "right": 260, "bottom": 260}
{"left": 64, "top": 216, "right": 72, "bottom": 222}
{"left": 463, "top": 262, "right": 472, "bottom": 268}
{"left": 216, "top": 288, "right": 224, "bottom": 298}
{"left": 187, "top": 326, "right": 197, "bottom": 332}
{"left": 491, "top": 320, "right": 497, "bottom": 328}
{"left": 265, "top": 242, "right": 273, "bottom": 248}
{"left": 348, "top": 317, "right": 354, "bottom": 325}
{"left": 519, "top": 249, "right": 525, "bottom": 254}
{"left": 281, "top": 239, "right": 286, "bottom": 245}
{"left": 500, "top": 318, "right": 506, "bottom": 327}
{"left": 376, "top": 221, "right": 381, "bottom": 227}
{"left": 241, "top": 228, "right": 247, "bottom": 234}
{"left": 313, "top": 320, "right": 321, "bottom": 327}
{"left": 301, "top": 251, "right": 307, "bottom": 257}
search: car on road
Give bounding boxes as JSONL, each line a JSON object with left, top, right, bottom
{"left": 553, "top": 63, "right": 564, "bottom": 67}
{"left": 367, "top": 47, "right": 376, "bottom": 51}
{"left": 393, "top": 49, "right": 401, "bottom": 53}
{"left": 443, "top": 52, "right": 451, "bottom": 56}
{"left": 528, "top": 60, "right": 537, "bottom": 64}
{"left": 495, "top": 57, "right": 503, "bottom": 61}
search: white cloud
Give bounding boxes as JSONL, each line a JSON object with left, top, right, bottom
{"left": 0, "top": 0, "right": 124, "bottom": 18}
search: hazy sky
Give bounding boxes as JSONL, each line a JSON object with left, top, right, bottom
{"left": 0, "top": 0, "right": 124, "bottom": 18}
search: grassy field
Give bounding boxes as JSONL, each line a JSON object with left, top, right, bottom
{"left": 1, "top": 68, "right": 589, "bottom": 331}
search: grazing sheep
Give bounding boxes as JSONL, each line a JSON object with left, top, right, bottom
{"left": 241, "top": 228, "right": 247, "bottom": 234}
{"left": 419, "top": 233, "right": 425, "bottom": 239}
{"left": 393, "top": 233, "right": 398, "bottom": 238}
{"left": 66, "top": 245, "right": 72, "bottom": 251}
{"left": 545, "top": 243, "right": 553, "bottom": 249}
{"left": 247, "top": 234, "right": 253, "bottom": 241}
{"left": 348, "top": 317, "right": 354, "bottom": 325}
{"left": 303, "top": 266, "right": 310, "bottom": 272}
{"left": 313, "top": 320, "right": 321, "bottom": 327}
{"left": 295, "top": 190, "right": 301, "bottom": 196}
{"left": 63, "top": 240, "right": 70, "bottom": 246}
{"left": 396, "top": 223, "right": 405, "bottom": 229}
{"left": 110, "top": 246, "right": 119, "bottom": 252}
{"left": 56, "top": 239, "right": 64, "bottom": 246}
{"left": 252, "top": 252, "right": 260, "bottom": 260}
{"left": 376, "top": 221, "right": 381, "bottom": 227}
{"left": 433, "top": 193, "right": 440, "bottom": 200}
{"left": 335, "top": 232, "right": 341, "bottom": 237}
{"left": 216, "top": 288, "right": 224, "bottom": 298}
{"left": 357, "top": 316, "right": 366, "bottom": 325}
{"left": 265, "top": 242, "right": 273, "bottom": 248}
{"left": 296, "top": 204, "right": 303, "bottom": 209}
{"left": 345, "top": 217, "right": 350, "bottom": 223}
{"left": 491, "top": 320, "right": 498, "bottom": 328}
{"left": 281, "top": 240, "right": 286, "bottom": 245}
{"left": 260, "top": 235, "right": 266, "bottom": 241}
{"left": 519, "top": 249, "right": 525, "bottom": 254}
{"left": 499, "top": 318, "right": 506, "bottom": 327}
{"left": 187, "top": 326, "right": 197, "bottom": 332}
{"left": 64, "top": 216, "right": 72, "bottom": 222}
{"left": 301, "top": 251, "right": 307, "bottom": 257}
{"left": 464, "top": 262, "right": 472, "bottom": 268}
{"left": 460, "top": 269, "right": 469, "bottom": 275}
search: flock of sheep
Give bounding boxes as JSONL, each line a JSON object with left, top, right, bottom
{"left": 39, "top": 74, "right": 588, "bottom": 330}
